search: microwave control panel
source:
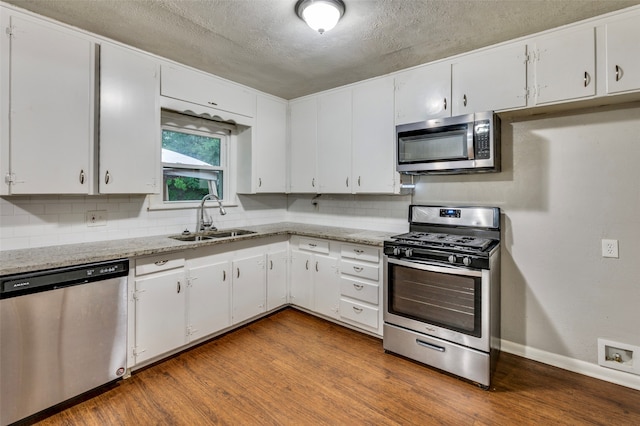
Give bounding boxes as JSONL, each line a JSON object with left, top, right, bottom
{"left": 474, "top": 120, "right": 491, "bottom": 159}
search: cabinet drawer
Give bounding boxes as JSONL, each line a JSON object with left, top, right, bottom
{"left": 340, "top": 277, "right": 379, "bottom": 305}
{"left": 340, "top": 259, "right": 378, "bottom": 281}
{"left": 341, "top": 244, "right": 379, "bottom": 263}
{"left": 298, "top": 238, "right": 329, "bottom": 254}
{"left": 340, "top": 299, "right": 379, "bottom": 329}
{"left": 135, "top": 252, "right": 185, "bottom": 276}
{"left": 161, "top": 65, "right": 255, "bottom": 118}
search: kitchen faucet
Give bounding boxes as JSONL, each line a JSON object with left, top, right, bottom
{"left": 197, "top": 193, "right": 227, "bottom": 232}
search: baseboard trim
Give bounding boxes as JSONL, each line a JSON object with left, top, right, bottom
{"left": 501, "top": 339, "right": 640, "bottom": 391}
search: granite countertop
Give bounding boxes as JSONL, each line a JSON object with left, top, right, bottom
{"left": 0, "top": 222, "right": 397, "bottom": 276}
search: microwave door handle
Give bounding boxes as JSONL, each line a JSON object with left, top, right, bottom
{"left": 467, "top": 121, "right": 475, "bottom": 160}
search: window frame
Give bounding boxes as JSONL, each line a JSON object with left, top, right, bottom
{"left": 148, "top": 110, "right": 236, "bottom": 211}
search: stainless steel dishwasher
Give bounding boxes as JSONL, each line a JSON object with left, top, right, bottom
{"left": 0, "top": 259, "right": 129, "bottom": 425}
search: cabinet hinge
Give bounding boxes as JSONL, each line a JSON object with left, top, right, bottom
{"left": 132, "top": 347, "right": 146, "bottom": 357}
{"left": 132, "top": 289, "right": 146, "bottom": 301}
{"left": 4, "top": 173, "right": 15, "bottom": 185}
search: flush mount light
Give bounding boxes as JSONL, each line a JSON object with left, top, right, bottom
{"left": 295, "top": 0, "right": 345, "bottom": 34}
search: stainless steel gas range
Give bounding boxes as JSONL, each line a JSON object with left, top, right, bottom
{"left": 383, "top": 205, "right": 501, "bottom": 389}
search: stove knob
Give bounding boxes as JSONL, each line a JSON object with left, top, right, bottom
{"left": 393, "top": 247, "right": 401, "bottom": 256}
{"left": 448, "top": 255, "right": 457, "bottom": 264}
{"left": 404, "top": 248, "right": 414, "bottom": 257}
{"left": 463, "top": 257, "right": 472, "bottom": 267}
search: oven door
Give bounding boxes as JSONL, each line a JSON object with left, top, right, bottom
{"left": 384, "top": 257, "right": 491, "bottom": 352}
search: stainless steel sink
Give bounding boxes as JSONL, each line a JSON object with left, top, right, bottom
{"left": 170, "top": 229, "right": 255, "bottom": 242}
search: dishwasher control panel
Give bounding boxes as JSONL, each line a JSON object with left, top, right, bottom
{"left": 1, "top": 259, "right": 129, "bottom": 298}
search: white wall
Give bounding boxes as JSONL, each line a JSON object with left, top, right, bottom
{"left": 413, "top": 103, "right": 640, "bottom": 379}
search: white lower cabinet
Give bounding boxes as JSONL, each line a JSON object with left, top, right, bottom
{"left": 187, "top": 259, "right": 231, "bottom": 341}
{"left": 131, "top": 253, "right": 187, "bottom": 365}
{"left": 338, "top": 243, "right": 383, "bottom": 336}
{"left": 267, "top": 250, "right": 289, "bottom": 310}
{"left": 289, "top": 237, "right": 339, "bottom": 318}
{"left": 232, "top": 253, "right": 266, "bottom": 324}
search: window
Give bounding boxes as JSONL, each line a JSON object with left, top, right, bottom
{"left": 159, "top": 111, "right": 232, "bottom": 204}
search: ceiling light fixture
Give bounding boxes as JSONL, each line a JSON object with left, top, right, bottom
{"left": 295, "top": 0, "right": 345, "bottom": 35}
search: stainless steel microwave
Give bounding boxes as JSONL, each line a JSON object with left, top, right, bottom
{"left": 396, "top": 111, "right": 500, "bottom": 174}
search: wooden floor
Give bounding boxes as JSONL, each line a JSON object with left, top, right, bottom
{"left": 36, "top": 308, "right": 640, "bottom": 425}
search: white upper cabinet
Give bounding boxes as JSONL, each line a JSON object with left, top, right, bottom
{"left": 160, "top": 64, "right": 256, "bottom": 118}
{"left": 352, "top": 77, "right": 397, "bottom": 194}
{"left": 452, "top": 43, "right": 528, "bottom": 115}
{"left": 317, "top": 88, "right": 352, "bottom": 194}
{"left": 238, "top": 95, "right": 287, "bottom": 193}
{"left": 289, "top": 97, "right": 318, "bottom": 193}
{"left": 99, "top": 43, "right": 160, "bottom": 194}
{"left": 394, "top": 61, "right": 451, "bottom": 124}
{"left": 2, "top": 14, "right": 94, "bottom": 195}
{"left": 530, "top": 27, "right": 596, "bottom": 105}
{"left": 605, "top": 14, "right": 640, "bottom": 94}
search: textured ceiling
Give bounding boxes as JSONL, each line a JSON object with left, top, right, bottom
{"left": 5, "top": 0, "right": 640, "bottom": 99}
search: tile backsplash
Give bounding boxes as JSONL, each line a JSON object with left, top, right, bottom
{"left": 0, "top": 193, "right": 410, "bottom": 250}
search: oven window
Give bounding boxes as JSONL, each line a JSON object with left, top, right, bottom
{"left": 388, "top": 264, "right": 481, "bottom": 337}
{"left": 398, "top": 125, "right": 468, "bottom": 163}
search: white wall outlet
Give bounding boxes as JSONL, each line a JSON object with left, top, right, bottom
{"left": 86, "top": 210, "right": 107, "bottom": 227}
{"left": 598, "top": 338, "right": 640, "bottom": 375}
{"left": 601, "top": 239, "right": 619, "bottom": 258}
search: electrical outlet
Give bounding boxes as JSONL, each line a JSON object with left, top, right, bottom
{"left": 86, "top": 210, "right": 107, "bottom": 227}
{"left": 601, "top": 239, "right": 619, "bottom": 258}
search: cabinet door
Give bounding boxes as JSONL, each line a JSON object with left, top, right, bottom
{"left": 290, "top": 250, "right": 313, "bottom": 309}
{"left": 232, "top": 254, "right": 266, "bottom": 324}
{"left": 134, "top": 269, "right": 187, "bottom": 364}
{"left": 267, "top": 250, "right": 288, "bottom": 310}
{"left": 254, "top": 96, "right": 287, "bottom": 193}
{"left": 352, "top": 77, "right": 397, "bottom": 194}
{"left": 188, "top": 260, "right": 231, "bottom": 341}
{"left": 533, "top": 28, "right": 595, "bottom": 105}
{"left": 606, "top": 14, "right": 640, "bottom": 94}
{"left": 8, "top": 16, "right": 93, "bottom": 194}
{"left": 394, "top": 61, "right": 451, "bottom": 124}
{"left": 313, "top": 254, "right": 340, "bottom": 320}
{"left": 452, "top": 43, "right": 528, "bottom": 115}
{"left": 100, "top": 43, "right": 160, "bottom": 193}
{"left": 289, "top": 97, "right": 318, "bottom": 193}
{"left": 161, "top": 64, "right": 256, "bottom": 117}
{"left": 317, "top": 89, "right": 352, "bottom": 193}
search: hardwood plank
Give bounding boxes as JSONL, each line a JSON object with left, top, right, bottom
{"left": 35, "top": 308, "right": 640, "bottom": 425}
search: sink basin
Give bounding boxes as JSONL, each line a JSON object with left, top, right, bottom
{"left": 170, "top": 229, "right": 256, "bottom": 242}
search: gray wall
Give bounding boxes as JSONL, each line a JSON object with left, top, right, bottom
{"left": 413, "top": 103, "right": 640, "bottom": 364}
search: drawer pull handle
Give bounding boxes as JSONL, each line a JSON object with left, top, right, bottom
{"left": 353, "top": 283, "right": 364, "bottom": 290}
{"left": 583, "top": 71, "right": 590, "bottom": 87}
{"left": 354, "top": 249, "right": 364, "bottom": 254}
{"left": 223, "top": 270, "right": 226, "bottom": 281}
{"left": 308, "top": 243, "right": 317, "bottom": 248}
{"left": 463, "top": 94, "right": 468, "bottom": 107}
{"left": 416, "top": 339, "right": 445, "bottom": 352}
{"left": 353, "top": 266, "right": 364, "bottom": 273}
{"left": 352, "top": 306, "right": 363, "bottom": 314}
{"left": 305, "top": 260, "right": 309, "bottom": 270}
{"left": 79, "top": 169, "right": 85, "bottom": 184}
{"left": 315, "top": 261, "right": 319, "bottom": 272}
{"left": 269, "top": 260, "right": 273, "bottom": 270}
{"left": 105, "top": 170, "right": 111, "bottom": 185}
{"left": 208, "top": 101, "right": 218, "bottom": 106}
{"left": 443, "top": 97, "right": 447, "bottom": 110}
{"left": 154, "top": 260, "right": 168, "bottom": 266}
{"left": 237, "top": 268, "right": 240, "bottom": 279}
{"left": 177, "top": 281, "right": 181, "bottom": 293}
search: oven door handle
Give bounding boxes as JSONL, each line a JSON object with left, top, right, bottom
{"left": 387, "top": 257, "right": 483, "bottom": 277}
